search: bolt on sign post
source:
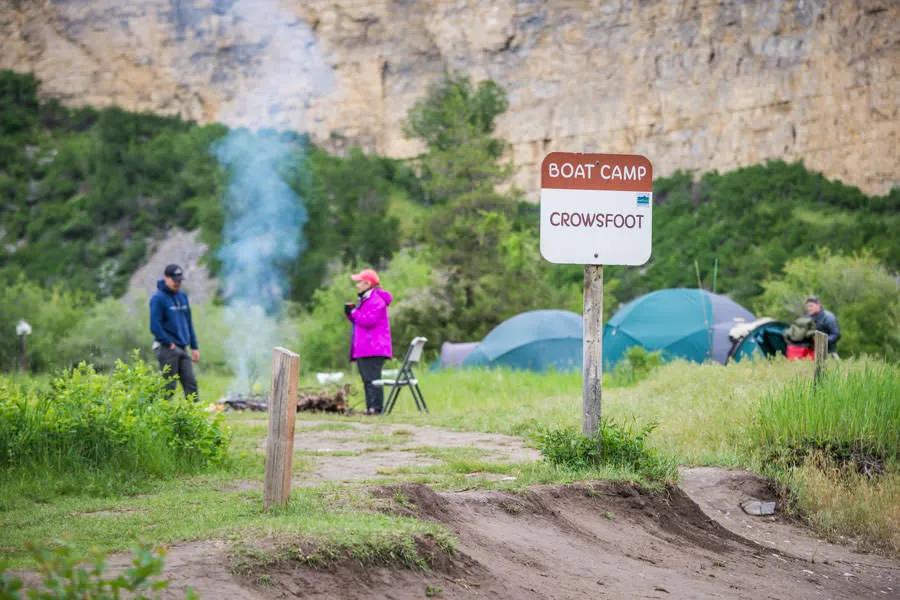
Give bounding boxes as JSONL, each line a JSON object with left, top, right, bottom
{"left": 540, "top": 153, "right": 653, "bottom": 437}
{"left": 264, "top": 346, "right": 300, "bottom": 510}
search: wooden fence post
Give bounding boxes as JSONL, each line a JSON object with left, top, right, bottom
{"left": 264, "top": 347, "right": 299, "bottom": 510}
{"left": 813, "top": 331, "right": 828, "bottom": 384}
{"left": 583, "top": 265, "right": 603, "bottom": 438}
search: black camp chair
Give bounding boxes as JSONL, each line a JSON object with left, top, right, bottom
{"left": 375, "top": 337, "right": 428, "bottom": 415}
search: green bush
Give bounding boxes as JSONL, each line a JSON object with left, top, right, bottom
{"left": 0, "top": 70, "right": 227, "bottom": 297}
{"left": 0, "top": 277, "right": 92, "bottom": 372}
{"left": 754, "top": 362, "right": 900, "bottom": 465}
{"left": 534, "top": 419, "right": 675, "bottom": 482}
{"left": 55, "top": 298, "right": 152, "bottom": 371}
{"left": 0, "top": 540, "right": 196, "bottom": 599}
{"left": 0, "top": 357, "right": 229, "bottom": 480}
{"left": 608, "top": 347, "right": 663, "bottom": 387}
{"left": 757, "top": 250, "right": 899, "bottom": 360}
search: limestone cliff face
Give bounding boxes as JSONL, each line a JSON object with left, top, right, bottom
{"left": 2, "top": 0, "right": 897, "bottom": 195}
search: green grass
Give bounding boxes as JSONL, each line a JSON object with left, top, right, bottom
{"left": 4, "top": 356, "right": 897, "bottom": 567}
{"left": 0, "top": 478, "right": 452, "bottom": 569}
{"left": 380, "top": 359, "right": 812, "bottom": 465}
{"left": 754, "top": 363, "right": 899, "bottom": 461}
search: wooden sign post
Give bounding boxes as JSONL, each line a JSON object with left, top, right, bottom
{"left": 264, "top": 346, "right": 299, "bottom": 510}
{"left": 583, "top": 265, "right": 603, "bottom": 436}
{"left": 813, "top": 331, "right": 828, "bottom": 384}
{"left": 540, "top": 153, "right": 653, "bottom": 438}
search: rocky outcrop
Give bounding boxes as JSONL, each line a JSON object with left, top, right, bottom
{"left": 2, "top": 0, "right": 897, "bottom": 195}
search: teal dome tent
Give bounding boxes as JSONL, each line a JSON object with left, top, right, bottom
{"left": 462, "top": 310, "right": 582, "bottom": 372}
{"left": 603, "top": 289, "right": 755, "bottom": 366}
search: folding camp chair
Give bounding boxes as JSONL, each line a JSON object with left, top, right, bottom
{"left": 375, "top": 337, "right": 428, "bottom": 415}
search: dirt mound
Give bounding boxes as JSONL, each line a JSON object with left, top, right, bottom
{"left": 219, "top": 482, "right": 895, "bottom": 599}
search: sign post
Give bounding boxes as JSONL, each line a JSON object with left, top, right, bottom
{"left": 540, "top": 152, "right": 653, "bottom": 437}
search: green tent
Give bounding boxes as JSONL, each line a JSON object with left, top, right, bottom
{"left": 462, "top": 310, "right": 582, "bottom": 372}
{"left": 603, "top": 289, "right": 755, "bottom": 365}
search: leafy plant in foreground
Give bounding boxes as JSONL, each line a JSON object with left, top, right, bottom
{"left": 0, "top": 541, "right": 197, "bottom": 599}
{"left": 534, "top": 419, "right": 675, "bottom": 482}
{"left": 0, "top": 356, "right": 230, "bottom": 483}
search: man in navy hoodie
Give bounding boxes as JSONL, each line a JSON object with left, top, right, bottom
{"left": 150, "top": 264, "right": 200, "bottom": 399}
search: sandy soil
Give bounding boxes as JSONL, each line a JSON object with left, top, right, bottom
{"left": 291, "top": 420, "right": 539, "bottom": 485}
{"left": 101, "top": 423, "right": 900, "bottom": 598}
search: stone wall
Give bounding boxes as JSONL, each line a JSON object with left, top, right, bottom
{"left": 2, "top": 0, "right": 897, "bottom": 196}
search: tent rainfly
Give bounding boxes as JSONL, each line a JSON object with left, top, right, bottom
{"left": 462, "top": 310, "right": 582, "bottom": 372}
{"left": 603, "top": 289, "right": 755, "bottom": 366}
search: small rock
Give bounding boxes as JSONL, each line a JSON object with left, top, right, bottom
{"left": 741, "top": 499, "right": 776, "bottom": 516}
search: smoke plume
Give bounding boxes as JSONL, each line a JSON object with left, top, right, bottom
{"left": 211, "top": 1, "right": 333, "bottom": 392}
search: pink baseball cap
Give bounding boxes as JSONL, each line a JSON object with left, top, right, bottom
{"left": 351, "top": 269, "right": 380, "bottom": 286}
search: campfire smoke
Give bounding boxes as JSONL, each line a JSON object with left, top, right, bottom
{"left": 211, "top": 1, "right": 333, "bottom": 393}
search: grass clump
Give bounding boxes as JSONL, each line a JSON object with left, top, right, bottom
{"left": 754, "top": 363, "right": 899, "bottom": 470}
{"left": 0, "top": 357, "right": 230, "bottom": 495}
{"left": 534, "top": 419, "right": 676, "bottom": 484}
{"left": 607, "top": 347, "right": 663, "bottom": 387}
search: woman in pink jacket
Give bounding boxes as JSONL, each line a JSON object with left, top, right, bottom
{"left": 344, "top": 269, "right": 393, "bottom": 414}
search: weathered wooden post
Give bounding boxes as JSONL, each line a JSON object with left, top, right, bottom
{"left": 583, "top": 265, "right": 603, "bottom": 436}
{"left": 813, "top": 331, "right": 828, "bottom": 384}
{"left": 264, "top": 347, "right": 299, "bottom": 510}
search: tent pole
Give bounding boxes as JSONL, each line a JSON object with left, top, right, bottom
{"left": 712, "top": 258, "right": 718, "bottom": 294}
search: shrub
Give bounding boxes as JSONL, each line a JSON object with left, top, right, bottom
{"left": 534, "top": 419, "right": 675, "bottom": 482}
{"left": 608, "top": 347, "right": 663, "bottom": 387}
{"left": 0, "top": 540, "right": 197, "bottom": 599}
{"left": 0, "top": 278, "right": 92, "bottom": 372}
{"left": 55, "top": 297, "right": 152, "bottom": 371}
{"left": 0, "top": 356, "right": 229, "bottom": 481}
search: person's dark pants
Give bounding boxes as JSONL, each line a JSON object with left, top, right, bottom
{"left": 155, "top": 345, "right": 199, "bottom": 400}
{"left": 356, "top": 357, "right": 386, "bottom": 414}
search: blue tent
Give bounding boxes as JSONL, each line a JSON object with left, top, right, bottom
{"left": 604, "top": 289, "right": 755, "bottom": 366}
{"left": 462, "top": 310, "right": 582, "bottom": 372}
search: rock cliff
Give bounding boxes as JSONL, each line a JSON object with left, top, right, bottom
{"left": 2, "top": 0, "right": 897, "bottom": 195}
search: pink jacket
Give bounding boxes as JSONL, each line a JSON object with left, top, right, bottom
{"left": 347, "top": 288, "right": 393, "bottom": 360}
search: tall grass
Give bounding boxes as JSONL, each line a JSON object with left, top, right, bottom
{"left": 751, "top": 362, "right": 900, "bottom": 557}
{"left": 754, "top": 363, "right": 900, "bottom": 461}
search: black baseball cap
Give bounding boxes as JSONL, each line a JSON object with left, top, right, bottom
{"left": 164, "top": 264, "right": 185, "bottom": 281}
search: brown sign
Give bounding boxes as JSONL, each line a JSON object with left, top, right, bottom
{"left": 541, "top": 152, "right": 652, "bottom": 192}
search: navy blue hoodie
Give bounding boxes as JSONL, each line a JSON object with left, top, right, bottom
{"left": 149, "top": 280, "right": 198, "bottom": 349}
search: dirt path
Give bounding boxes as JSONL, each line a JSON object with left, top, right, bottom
{"left": 135, "top": 422, "right": 900, "bottom": 598}
{"left": 290, "top": 420, "right": 539, "bottom": 485}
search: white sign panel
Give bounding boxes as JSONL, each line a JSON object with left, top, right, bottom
{"left": 540, "top": 152, "right": 653, "bottom": 265}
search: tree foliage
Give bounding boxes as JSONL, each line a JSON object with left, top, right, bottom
{"left": 608, "top": 163, "right": 900, "bottom": 309}
{"left": 757, "top": 250, "right": 899, "bottom": 360}
{"left": 0, "top": 70, "right": 227, "bottom": 296}
{"left": 405, "top": 74, "right": 510, "bottom": 203}
{"left": 2, "top": 69, "right": 899, "bottom": 370}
